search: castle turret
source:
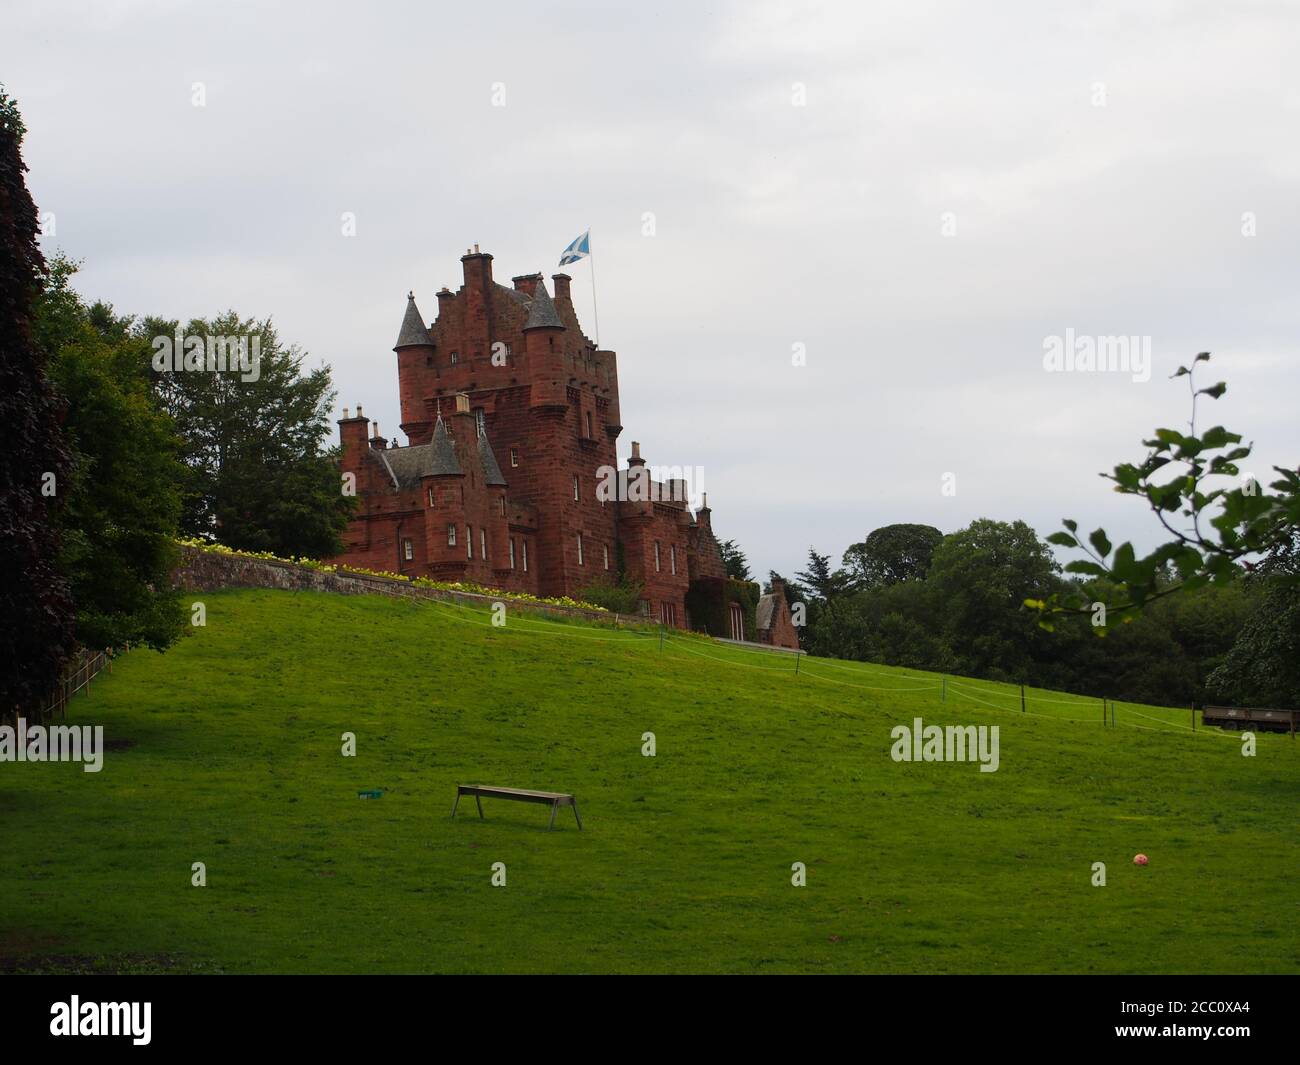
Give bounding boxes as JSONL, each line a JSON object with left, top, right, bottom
{"left": 525, "top": 280, "right": 566, "bottom": 409}
{"left": 395, "top": 292, "right": 435, "bottom": 444}
{"left": 421, "top": 412, "right": 466, "bottom": 574}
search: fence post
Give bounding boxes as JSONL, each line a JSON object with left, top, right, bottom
{"left": 795, "top": 652, "right": 801, "bottom": 675}
{"left": 1101, "top": 698, "right": 1106, "bottom": 726}
{"left": 1020, "top": 683, "right": 1026, "bottom": 714}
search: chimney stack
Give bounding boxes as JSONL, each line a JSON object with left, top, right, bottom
{"left": 551, "top": 273, "right": 571, "bottom": 302}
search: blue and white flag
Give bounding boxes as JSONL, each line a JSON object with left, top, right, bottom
{"left": 558, "top": 230, "right": 590, "bottom": 266}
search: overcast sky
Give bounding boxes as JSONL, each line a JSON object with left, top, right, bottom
{"left": 7, "top": 0, "right": 1298, "bottom": 582}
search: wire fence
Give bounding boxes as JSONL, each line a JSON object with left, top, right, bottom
{"left": 409, "top": 594, "right": 1295, "bottom": 745}
{"left": 9, "top": 644, "right": 125, "bottom": 727}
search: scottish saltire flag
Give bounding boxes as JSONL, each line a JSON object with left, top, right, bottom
{"left": 558, "top": 230, "right": 590, "bottom": 266}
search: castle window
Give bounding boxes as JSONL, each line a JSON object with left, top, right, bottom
{"left": 577, "top": 533, "right": 584, "bottom": 566}
{"left": 450, "top": 351, "right": 459, "bottom": 364}
{"left": 402, "top": 538, "right": 413, "bottom": 562}
{"left": 522, "top": 540, "right": 529, "bottom": 572}
{"left": 467, "top": 526, "right": 473, "bottom": 559}
{"left": 573, "top": 474, "right": 580, "bottom": 501}
{"left": 661, "top": 602, "right": 676, "bottom": 627}
{"left": 428, "top": 487, "right": 436, "bottom": 508}
{"left": 654, "top": 541, "right": 661, "bottom": 572}
{"left": 729, "top": 603, "right": 745, "bottom": 642}
{"left": 670, "top": 544, "right": 677, "bottom": 576}
{"left": 509, "top": 538, "right": 516, "bottom": 569}
{"left": 500, "top": 497, "right": 506, "bottom": 516}
{"left": 510, "top": 448, "right": 519, "bottom": 468}
{"left": 603, "top": 544, "right": 609, "bottom": 570}
{"left": 425, "top": 355, "right": 433, "bottom": 367}
{"left": 447, "top": 523, "right": 457, "bottom": 546}
{"left": 480, "top": 528, "right": 487, "bottom": 560}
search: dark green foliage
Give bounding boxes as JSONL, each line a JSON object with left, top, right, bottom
{"left": 717, "top": 538, "right": 751, "bottom": 581}
{"left": 0, "top": 87, "right": 76, "bottom": 714}
{"left": 1207, "top": 531, "right": 1300, "bottom": 709}
{"left": 33, "top": 256, "right": 186, "bottom": 651}
{"left": 574, "top": 574, "right": 645, "bottom": 615}
{"left": 146, "top": 312, "right": 354, "bottom": 558}
{"left": 799, "top": 518, "right": 1251, "bottom": 708}
{"left": 685, "top": 577, "right": 759, "bottom": 640}
{"left": 795, "top": 548, "right": 855, "bottom": 601}
{"left": 842, "top": 523, "right": 943, "bottom": 587}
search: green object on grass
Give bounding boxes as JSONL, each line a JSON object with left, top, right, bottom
{"left": 357, "top": 789, "right": 383, "bottom": 799}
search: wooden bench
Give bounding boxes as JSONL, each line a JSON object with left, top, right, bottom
{"left": 451, "top": 784, "right": 583, "bottom": 831}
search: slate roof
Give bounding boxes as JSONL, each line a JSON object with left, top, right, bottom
{"left": 394, "top": 293, "right": 433, "bottom": 349}
{"left": 428, "top": 416, "right": 461, "bottom": 475}
{"left": 524, "top": 280, "right": 563, "bottom": 330}
{"left": 478, "top": 426, "right": 507, "bottom": 486}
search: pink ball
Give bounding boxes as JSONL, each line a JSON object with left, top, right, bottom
{"left": 1134, "top": 854, "right": 1149, "bottom": 866}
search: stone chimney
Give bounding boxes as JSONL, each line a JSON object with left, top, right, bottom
{"left": 551, "top": 273, "right": 572, "bottom": 303}
{"left": 368, "top": 420, "right": 387, "bottom": 450}
{"left": 339, "top": 405, "right": 369, "bottom": 459}
{"left": 512, "top": 273, "right": 542, "bottom": 297}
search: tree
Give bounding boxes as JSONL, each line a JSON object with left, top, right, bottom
{"left": 147, "top": 312, "right": 354, "bottom": 558}
{"left": 842, "top": 523, "right": 943, "bottom": 587}
{"left": 1032, "top": 355, "right": 1298, "bottom": 629}
{"left": 33, "top": 255, "right": 186, "bottom": 651}
{"left": 1207, "top": 530, "right": 1300, "bottom": 708}
{"left": 925, "top": 519, "right": 1062, "bottom": 680}
{"left": 796, "top": 548, "right": 855, "bottom": 601}
{"left": 718, "top": 538, "right": 752, "bottom": 581}
{"left": 0, "top": 86, "right": 76, "bottom": 717}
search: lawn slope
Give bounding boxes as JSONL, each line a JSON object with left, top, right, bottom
{"left": 2, "top": 589, "right": 1296, "bottom": 974}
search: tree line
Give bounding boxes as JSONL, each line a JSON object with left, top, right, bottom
{"left": 3, "top": 87, "right": 351, "bottom": 718}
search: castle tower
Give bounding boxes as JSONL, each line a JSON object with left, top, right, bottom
{"left": 395, "top": 293, "right": 435, "bottom": 445}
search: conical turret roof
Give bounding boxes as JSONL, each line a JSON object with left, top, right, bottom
{"left": 523, "top": 279, "right": 564, "bottom": 331}
{"left": 428, "top": 415, "right": 462, "bottom": 475}
{"left": 477, "top": 423, "right": 507, "bottom": 486}
{"left": 394, "top": 292, "right": 434, "bottom": 350}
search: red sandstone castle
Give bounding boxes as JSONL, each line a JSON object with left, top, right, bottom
{"left": 331, "top": 245, "right": 742, "bottom": 631}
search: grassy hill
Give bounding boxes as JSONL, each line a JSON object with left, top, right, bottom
{"left": 2, "top": 588, "right": 1296, "bottom": 974}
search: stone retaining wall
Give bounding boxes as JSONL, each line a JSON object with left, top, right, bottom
{"left": 172, "top": 545, "right": 648, "bottom": 630}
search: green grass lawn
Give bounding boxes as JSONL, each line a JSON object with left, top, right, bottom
{"left": 2, "top": 588, "right": 1297, "bottom": 974}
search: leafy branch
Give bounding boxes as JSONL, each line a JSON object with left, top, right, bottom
{"left": 1028, "top": 354, "right": 1299, "bottom": 632}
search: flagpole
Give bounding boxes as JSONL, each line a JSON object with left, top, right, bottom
{"left": 587, "top": 227, "right": 600, "bottom": 349}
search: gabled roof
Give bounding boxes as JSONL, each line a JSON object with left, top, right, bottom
{"left": 394, "top": 293, "right": 434, "bottom": 350}
{"left": 524, "top": 280, "right": 564, "bottom": 330}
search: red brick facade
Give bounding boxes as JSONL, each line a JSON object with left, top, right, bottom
{"left": 329, "top": 246, "right": 726, "bottom": 628}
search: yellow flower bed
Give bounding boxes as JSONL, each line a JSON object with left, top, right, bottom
{"left": 175, "top": 537, "right": 609, "bottom": 613}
